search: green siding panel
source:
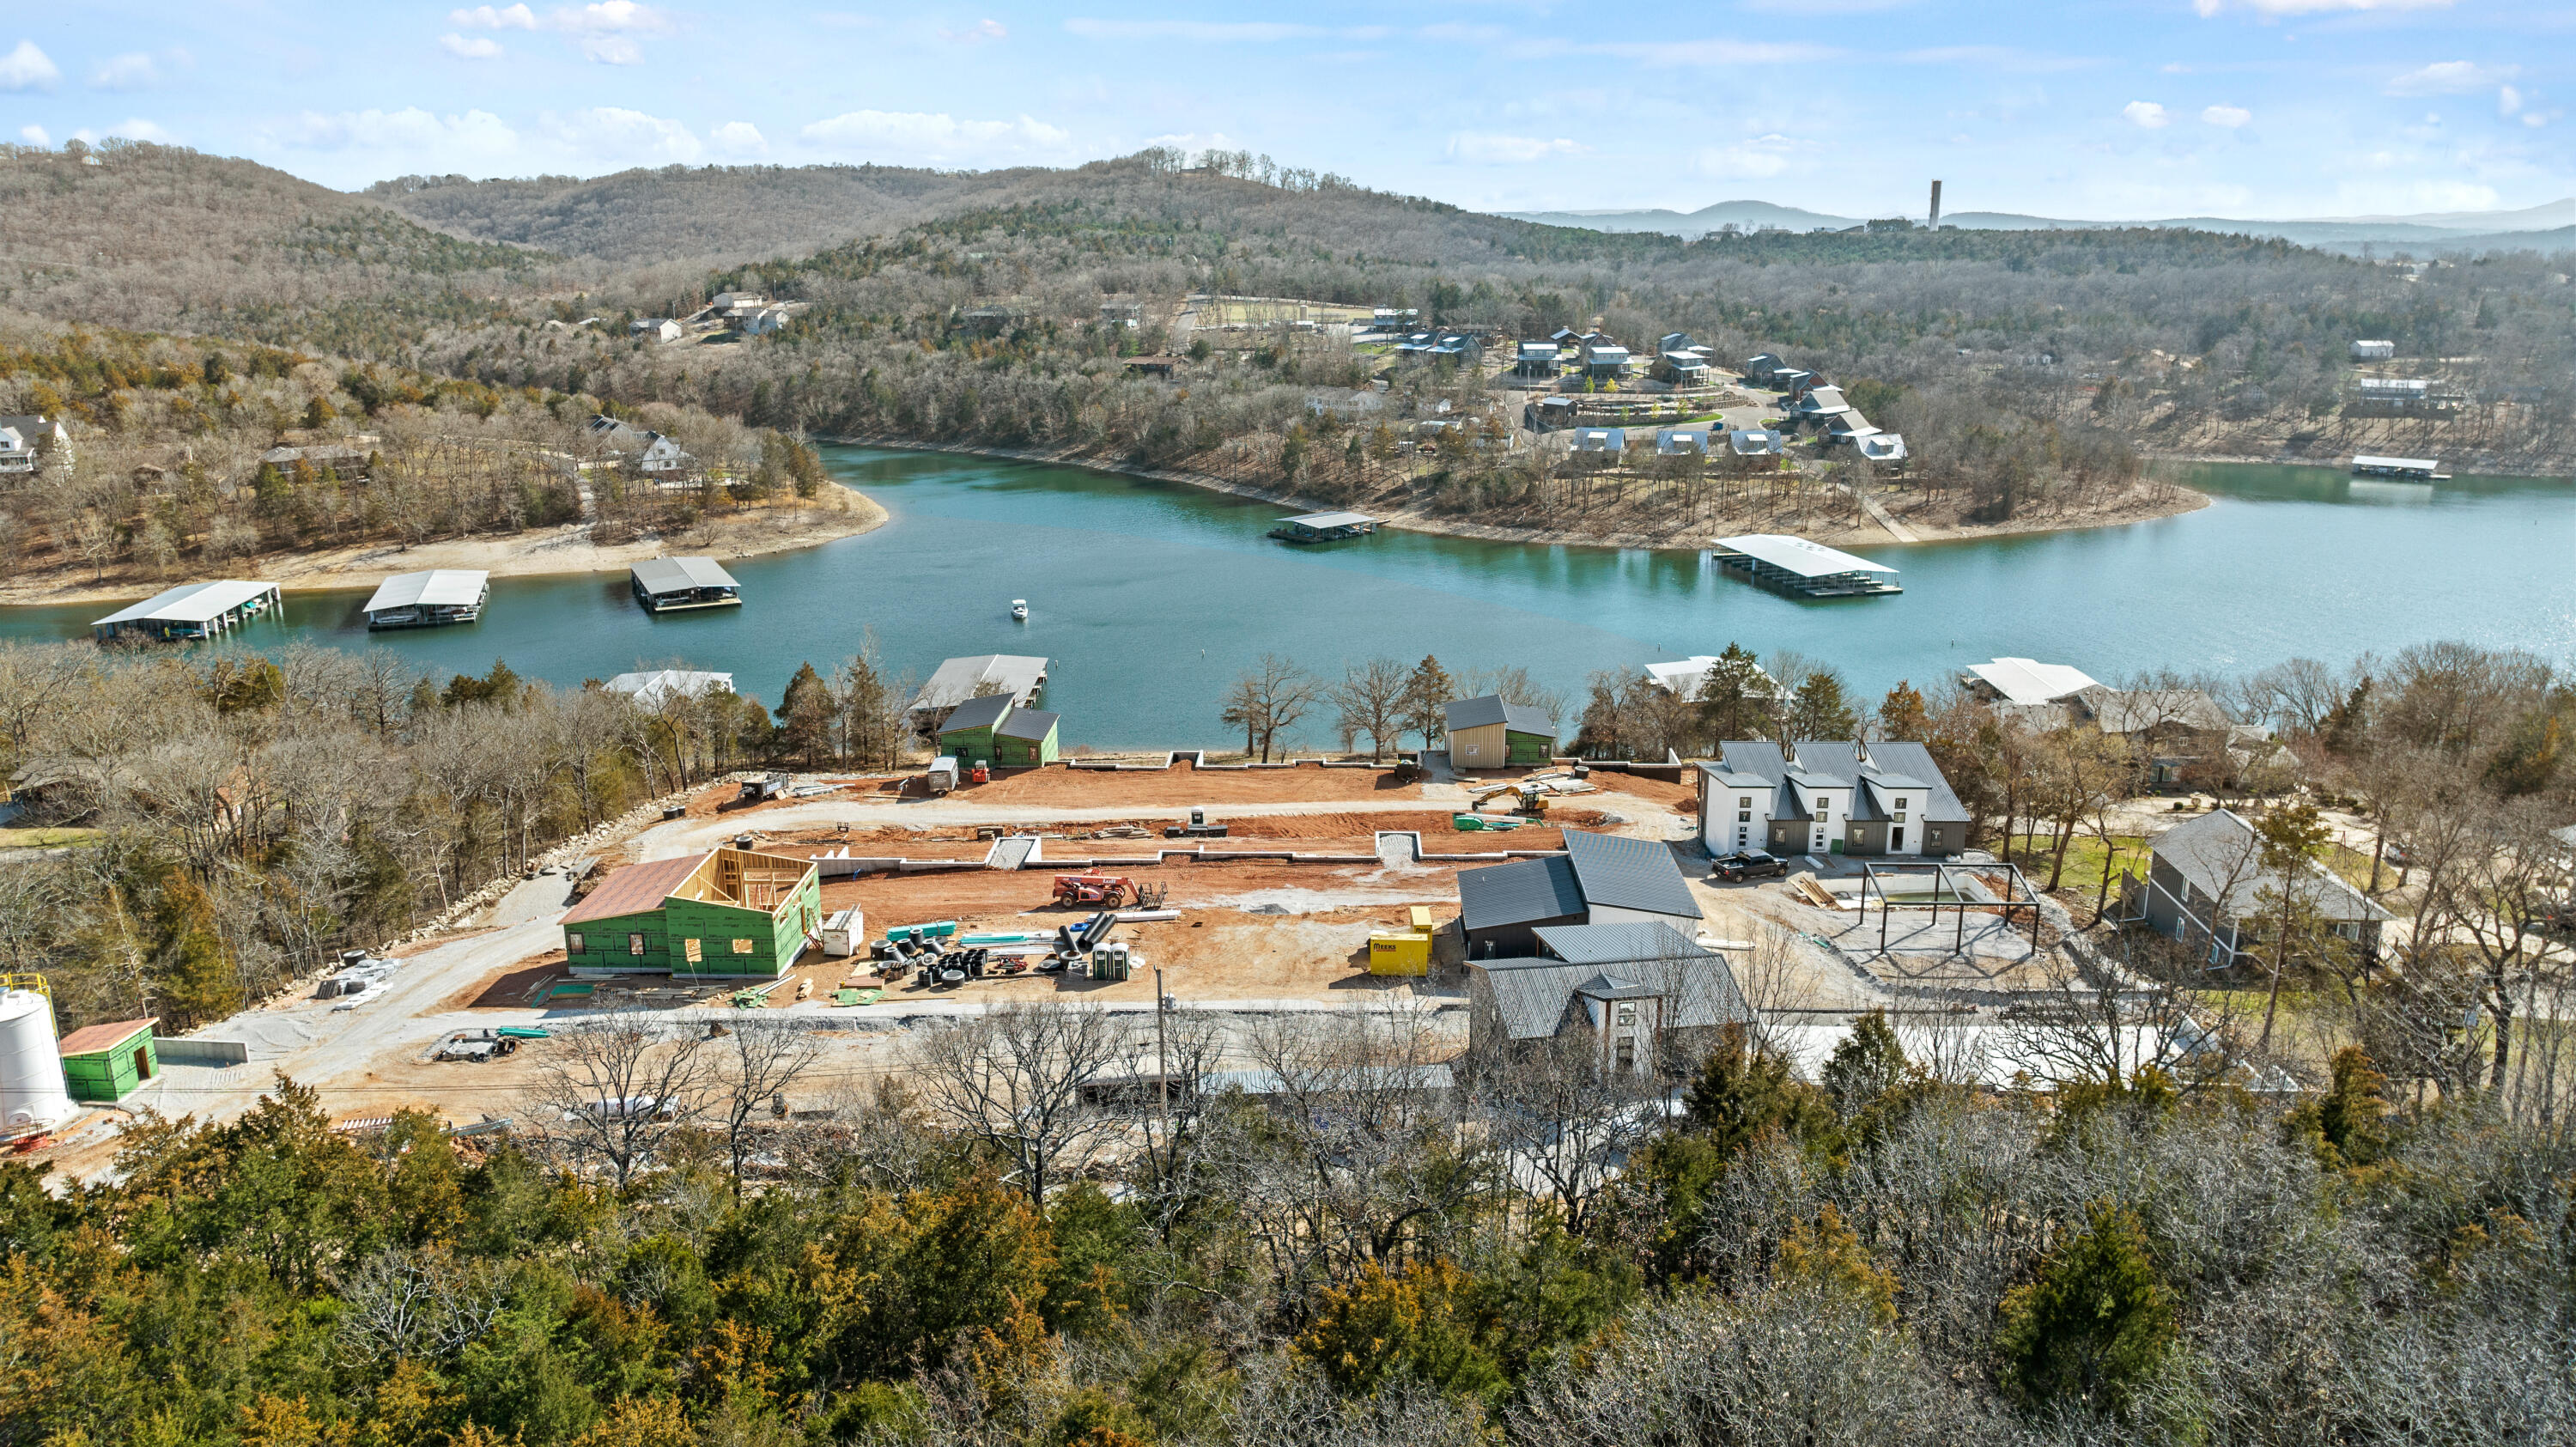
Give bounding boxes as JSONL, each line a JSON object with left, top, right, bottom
{"left": 62, "top": 1031, "right": 157, "bottom": 1103}
{"left": 938, "top": 724, "right": 998, "bottom": 767}
{"left": 1505, "top": 730, "right": 1553, "bottom": 765}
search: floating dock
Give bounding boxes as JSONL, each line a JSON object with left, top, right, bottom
{"left": 2350, "top": 454, "right": 2447, "bottom": 481}
{"left": 91, "top": 579, "right": 283, "bottom": 643}
{"left": 1709, "top": 534, "right": 1901, "bottom": 598}
{"left": 361, "top": 568, "right": 489, "bottom": 629}
{"left": 1269, "top": 510, "right": 1379, "bottom": 543}
{"left": 629, "top": 556, "right": 743, "bottom": 613}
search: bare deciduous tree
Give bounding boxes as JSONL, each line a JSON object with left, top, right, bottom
{"left": 529, "top": 1012, "right": 715, "bottom": 1189}
{"left": 909, "top": 1001, "right": 1133, "bottom": 1207}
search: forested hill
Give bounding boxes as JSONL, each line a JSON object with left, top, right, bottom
{"left": 0, "top": 141, "right": 556, "bottom": 355}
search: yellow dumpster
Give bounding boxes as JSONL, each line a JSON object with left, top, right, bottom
{"left": 1368, "top": 929, "right": 1431, "bottom": 976}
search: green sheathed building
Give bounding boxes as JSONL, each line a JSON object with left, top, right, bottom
{"left": 934, "top": 694, "right": 1061, "bottom": 769}
{"left": 562, "top": 848, "right": 821, "bottom": 978}
{"left": 58, "top": 1018, "right": 159, "bottom": 1103}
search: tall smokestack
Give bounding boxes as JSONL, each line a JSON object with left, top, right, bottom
{"left": 1928, "top": 179, "right": 1943, "bottom": 230}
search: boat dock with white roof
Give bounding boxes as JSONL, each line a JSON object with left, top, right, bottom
{"left": 361, "top": 568, "right": 489, "bottom": 629}
{"left": 1709, "top": 534, "right": 1902, "bottom": 598}
{"left": 90, "top": 580, "right": 283, "bottom": 644}
{"left": 1268, "top": 510, "right": 1380, "bottom": 543}
{"left": 2350, "top": 455, "right": 2447, "bottom": 481}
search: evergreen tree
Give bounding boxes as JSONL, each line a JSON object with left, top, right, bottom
{"left": 1997, "top": 1202, "right": 2177, "bottom": 1415}
{"left": 1696, "top": 642, "right": 1771, "bottom": 743}
{"left": 780, "top": 661, "right": 836, "bottom": 766}
{"left": 1785, "top": 669, "right": 1860, "bottom": 742}
{"left": 1876, "top": 679, "right": 1932, "bottom": 742}
{"left": 1820, "top": 1009, "right": 1909, "bottom": 1120}
{"left": 1403, "top": 654, "right": 1455, "bottom": 750}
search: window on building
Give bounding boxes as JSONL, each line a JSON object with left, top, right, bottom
{"left": 568, "top": 932, "right": 586, "bottom": 953}
{"left": 1894, "top": 798, "right": 1909, "bottom": 820}
{"left": 628, "top": 933, "right": 646, "bottom": 956}
{"left": 1615, "top": 1037, "right": 1637, "bottom": 1072}
{"left": 732, "top": 938, "right": 756, "bottom": 954}
{"left": 1616, "top": 1002, "right": 1637, "bottom": 1025}
{"left": 1738, "top": 809, "right": 1752, "bottom": 823}
{"left": 1738, "top": 797, "right": 1752, "bottom": 810}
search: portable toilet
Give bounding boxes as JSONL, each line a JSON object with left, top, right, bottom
{"left": 0, "top": 980, "right": 76, "bottom": 1136}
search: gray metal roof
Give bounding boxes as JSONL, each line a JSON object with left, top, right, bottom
{"left": 937, "top": 694, "right": 1014, "bottom": 733}
{"left": 1472, "top": 942, "right": 1750, "bottom": 1041}
{"left": 629, "top": 556, "right": 738, "bottom": 594}
{"left": 1444, "top": 694, "right": 1557, "bottom": 737}
{"left": 93, "top": 580, "right": 277, "bottom": 627}
{"left": 2154, "top": 808, "right": 2391, "bottom": 924}
{"left": 1561, "top": 830, "right": 1704, "bottom": 920}
{"left": 1533, "top": 921, "right": 1707, "bottom": 965}
{"left": 1710, "top": 534, "right": 1896, "bottom": 578}
{"left": 361, "top": 568, "right": 488, "bottom": 613}
{"left": 1278, "top": 511, "right": 1379, "bottom": 529}
{"left": 995, "top": 708, "right": 1060, "bottom": 742}
{"left": 912, "top": 654, "right": 1049, "bottom": 712}
{"left": 1707, "top": 741, "right": 1970, "bottom": 827}
{"left": 1457, "top": 855, "right": 1587, "bottom": 932}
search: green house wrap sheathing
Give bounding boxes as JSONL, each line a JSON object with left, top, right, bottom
{"left": 935, "top": 695, "right": 1060, "bottom": 769}
{"left": 1505, "top": 730, "right": 1552, "bottom": 766}
{"left": 58, "top": 1018, "right": 158, "bottom": 1103}
{"left": 560, "top": 848, "right": 821, "bottom": 979}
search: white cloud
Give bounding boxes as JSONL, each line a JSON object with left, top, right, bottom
{"left": 940, "top": 18, "right": 1007, "bottom": 42}
{"left": 19, "top": 124, "right": 46, "bottom": 145}
{"left": 712, "top": 120, "right": 767, "bottom": 155}
{"left": 1579, "top": 39, "right": 1834, "bottom": 65}
{"left": 2193, "top": 0, "right": 2451, "bottom": 14}
{"left": 2527, "top": 111, "right": 2552, "bottom": 129}
{"left": 1445, "top": 131, "right": 1586, "bottom": 165}
{"left": 2386, "top": 60, "right": 2514, "bottom": 96}
{"left": 2497, "top": 85, "right": 2521, "bottom": 115}
{"left": 0, "top": 40, "right": 60, "bottom": 90}
{"left": 451, "top": 3, "right": 538, "bottom": 26}
{"left": 800, "top": 109, "right": 1076, "bottom": 166}
{"left": 2202, "top": 104, "right": 2251, "bottom": 127}
{"left": 89, "top": 52, "right": 160, "bottom": 90}
{"left": 553, "top": 2, "right": 670, "bottom": 63}
{"left": 542, "top": 106, "right": 702, "bottom": 163}
{"left": 1062, "top": 18, "right": 1322, "bottom": 40}
{"left": 72, "top": 118, "right": 173, "bottom": 144}
{"left": 2123, "top": 100, "right": 2171, "bottom": 128}
{"left": 441, "top": 33, "right": 506, "bottom": 58}
{"left": 1696, "top": 136, "right": 1795, "bottom": 179}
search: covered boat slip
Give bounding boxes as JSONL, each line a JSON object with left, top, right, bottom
{"left": 91, "top": 580, "right": 283, "bottom": 643}
{"left": 2349, "top": 454, "right": 2448, "bottom": 481}
{"left": 1709, "top": 534, "right": 1902, "bottom": 598}
{"left": 361, "top": 568, "right": 489, "bottom": 629}
{"left": 629, "top": 556, "right": 743, "bottom": 612}
{"left": 1269, "top": 510, "right": 1380, "bottom": 543}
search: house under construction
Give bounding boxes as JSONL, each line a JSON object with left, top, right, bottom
{"left": 561, "top": 847, "right": 821, "bottom": 979}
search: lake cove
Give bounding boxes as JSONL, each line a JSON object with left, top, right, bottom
{"left": 0, "top": 450, "right": 2565, "bottom": 748}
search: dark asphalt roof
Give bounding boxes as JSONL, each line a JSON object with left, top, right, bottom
{"left": 1457, "top": 855, "right": 1587, "bottom": 932}
{"left": 936, "top": 695, "right": 1014, "bottom": 733}
{"left": 1444, "top": 694, "right": 1557, "bottom": 737}
{"left": 995, "top": 708, "right": 1060, "bottom": 742}
{"left": 1561, "top": 830, "right": 1704, "bottom": 920}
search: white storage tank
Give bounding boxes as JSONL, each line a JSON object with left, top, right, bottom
{"left": 0, "top": 984, "right": 76, "bottom": 1136}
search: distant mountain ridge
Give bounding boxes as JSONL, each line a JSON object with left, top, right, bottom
{"left": 1501, "top": 197, "right": 2576, "bottom": 252}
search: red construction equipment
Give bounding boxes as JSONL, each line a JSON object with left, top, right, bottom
{"left": 1053, "top": 873, "right": 1136, "bottom": 907}
{"left": 969, "top": 763, "right": 991, "bottom": 785}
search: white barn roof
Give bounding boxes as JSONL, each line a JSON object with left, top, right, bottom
{"left": 93, "top": 580, "right": 277, "bottom": 628}
{"left": 629, "top": 556, "right": 738, "bottom": 594}
{"left": 1278, "top": 511, "right": 1378, "bottom": 529}
{"left": 605, "top": 669, "right": 735, "bottom": 706}
{"left": 1709, "top": 534, "right": 1897, "bottom": 578}
{"left": 912, "top": 654, "right": 1049, "bottom": 711}
{"left": 362, "top": 569, "right": 489, "bottom": 613}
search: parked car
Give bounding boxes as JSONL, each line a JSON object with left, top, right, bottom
{"left": 1711, "top": 849, "right": 1788, "bottom": 882}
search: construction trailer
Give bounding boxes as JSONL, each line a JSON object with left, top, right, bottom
{"left": 57, "top": 1018, "right": 158, "bottom": 1103}
{"left": 629, "top": 556, "right": 743, "bottom": 613}
{"left": 933, "top": 695, "right": 1061, "bottom": 769}
{"left": 91, "top": 580, "right": 283, "bottom": 644}
{"left": 361, "top": 569, "right": 489, "bottom": 629}
{"left": 560, "top": 847, "right": 821, "bottom": 979}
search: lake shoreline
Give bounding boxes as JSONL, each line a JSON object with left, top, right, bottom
{"left": 826, "top": 435, "right": 2213, "bottom": 550}
{"left": 0, "top": 488, "right": 890, "bottom": 609}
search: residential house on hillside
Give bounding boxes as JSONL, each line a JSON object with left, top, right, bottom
{"left": 588, "top": 415, "right": 693, "bottom": 474}
{"left": 1466, "top": 921, "right": 1750, "bottom": 1075}
{"left": 932, "top": 694, "right": 1062, "bottom": 769}
{"left": 605, "top": 669, "right": 735, "bottom": 708}
{"left": 1579, "top": 337, "right": 1631, "bottom": 381}
{"left": 1856, "top": 433, "right": 1908, "bottom": 471}
{"left": 631, "top": 318, "right": 683, "bottom": 343}
{"left": 1698, "top": 739, "right": 1969, "bottom": 859}
{"left": 260, "top": 442, "right": 374, "bottom": 480}
{"left": 1513, "top": 341, "right": 1562, "bottom": 380}
{"left": 0, "top": 415, "right": 70, "bottom": 477}
{"left": 1444, "top": 695, "right": 1558, "bottom": 769}
{"left": 1455, "top": 829, "right": 1704, "bottom": 958}
{"left": 1789, "top": 386, "right": 1855, "bottom": 429}
{"left": 2123, "top": 808, "right": 2390, "bottom": 969}
{"left": 1742, "top": 353, "right": 1788, "bottom": 385}
{"left": 741, "top": 307, "right": 791, "bottom": 336}
{"left": 1727, "top": 428, "right": 1786, "bottom": 459}
{"left": 562, "top": 847, "right": 821, "bottom": 980}
{"left": 1655, "top": 350, "right": 1711, "bottom": 385}
{"left": 2052, "top": 685, "right": 2256, "bottom": 790}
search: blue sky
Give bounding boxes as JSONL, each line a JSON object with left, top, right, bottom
{"left": 2, "top": 2, "right": 2567, "bottom": 219}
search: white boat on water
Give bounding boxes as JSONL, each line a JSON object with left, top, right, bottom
{"left": 1011, "top": 599, "right": 1029, "bottom": 620}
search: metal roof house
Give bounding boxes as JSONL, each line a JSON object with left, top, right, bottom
{"left": 92, "top": 580, "right": 283, "bottom": 644}
{"left": 1656, "top": 427, "right": 1712, "bottom": 456}
{"left": 629, "top": 556, "right": 742, "bottom": 613}
{"left": 1742, "top": 353, "right": 1789, "bottom": 385}
{"left": 1514, "top": 341, "right": 1562, "bottom": 379}
{"left": 361, "top": 569, "right": 489, "bottom": 629}
{"left": 2123, "top": 808, "right": 2391, "bottom": 970}
{"left": 1444, "top": 695, "right": 1558, "bottom": 769}
{"left": 1456, "top": 829, "right": 1704, "bottom": 958}
{"left": 1270, "top": 510, "right": 1380, "bottom": 543}
{"left": 1855, "top": 432, "right": 1908, "bottom": 470}
{"left": 1727, "top": 428, "right": 1786, "bottom": 459}
{"left": 1467, "top": 922, "right": 1748, "bottom": 1075}
{"left": 933, "top": 694, "right": 1062, "bottom": 769}
{"left": 0, "top": 414, "right": 68, "bottom": 475}
{"left": 605, "top": 670, "right": 735, "bottom": 708}
{"left": 1700, "top": 739, "right": 1969, "bottom": 859}
{"left": 909, "top": 654, "right": 1049, "bottom": 715}
{"left": 1578, "top": 341, "right": 1631, "bottom": 380}
{"left": 1573, "top": 427, "right": 1626, "bottom": 453}
{"left": 1710, "top": 534, "right": 1901, "bottom": 598}
{"left": 2348, "top": 339, "right": 2396, "bottom": 361}
{"left": 1655, "top": 350, "right": 1712, "bottom": 385}
{"left": 562, "top": 846, "right": 822, "bottom": 980}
